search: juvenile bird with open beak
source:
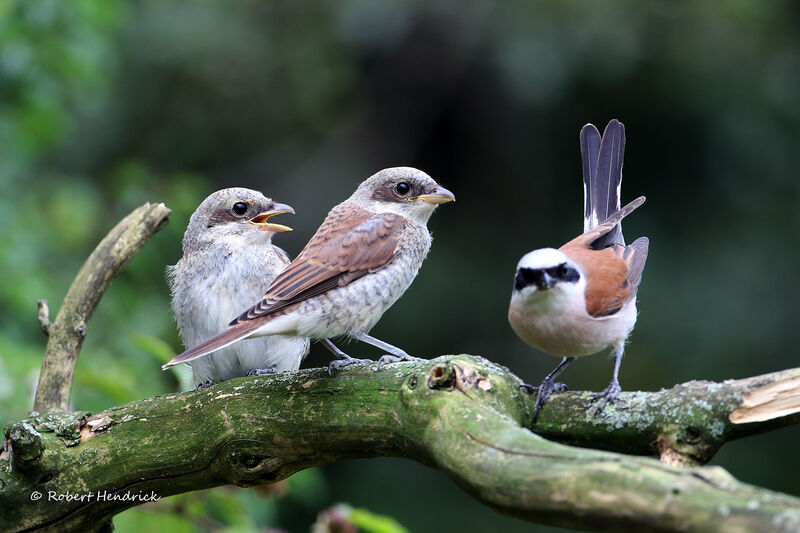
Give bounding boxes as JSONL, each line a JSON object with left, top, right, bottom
{"left": 168, "top": 188, "right": 310, "bottom": 388}
{"left": 163, "top": 167, "right": 455, "bottom": 374}
{"left": 508, "top": 120, "right": 649, "bottom": 421}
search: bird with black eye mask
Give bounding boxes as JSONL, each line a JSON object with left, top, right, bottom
{"left": 168, "top": 187, "right": 309, "bottom": 389}
{"left": 508, "top": 120, "right": 649, "bottom": 422}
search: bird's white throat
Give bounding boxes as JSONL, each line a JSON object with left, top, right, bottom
{"left": 512, "top": 279, "right": 586, "bottom": 316}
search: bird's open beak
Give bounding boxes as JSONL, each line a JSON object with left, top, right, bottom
{"left": 416, "top": 186, "right": 456, "bottom": 205}
{"left": 249, "top": 203, "right": 295, "bottom": 232}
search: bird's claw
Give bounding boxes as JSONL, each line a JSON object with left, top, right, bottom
{"left": 247, "top": 366, "right": 279, "bottom": 376}
{"left": 327, "top": 356, "right": 374, "bottom": 375}
{"left": 376, "top": 353, "right": 425, "bottom": 370}
{"left": 520, "top": 382, "right": 568, "bottom": 394}
{"left": 590, "top": 380, "right": 622, "bottom": 416}
{"left": 195, "top": 380, "right": 216, "bottom": 390}
{"left": 530, "top": 379, "right": 568, "bottom": 423}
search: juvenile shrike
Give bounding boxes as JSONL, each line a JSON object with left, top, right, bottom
{"left": 508, "top": 119, "right": 649, "bottom": 421}
{"left": 168, "top": 187, "right": 310, "bottom": 388}
{"left": 163, "top": 167, "right": 455, "bottom": 374}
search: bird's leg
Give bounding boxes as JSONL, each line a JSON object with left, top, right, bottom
{"left": 350, "top": 332, "right": 426, "bottom": 369}
{"left": 591, "top": 344, "right": 624, "bottom": 415}
{"left": 247, "top": 365, "right": 279, "bottom": 376}
{"left": 524, "top": 356, "right": 575, "bottom": 423}
{"left": 321, "top": 338, "right": 374, "bottom": 375}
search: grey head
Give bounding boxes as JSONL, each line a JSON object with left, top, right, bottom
{"left": 350, "top": 167, "right": 456, "bottom": 225}
{"left": 181, "top": 187, "right": 295, "bottom": 255}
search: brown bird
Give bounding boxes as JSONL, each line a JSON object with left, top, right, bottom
{"left": 508, "top": 119, "right": 649, "bottom": 421}
{"left": 162, "top": 167, "right": 455, "bottom": 374}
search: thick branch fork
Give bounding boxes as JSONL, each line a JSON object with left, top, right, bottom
{"left": 3, "top": 356, "right": 800, "bottom": 533}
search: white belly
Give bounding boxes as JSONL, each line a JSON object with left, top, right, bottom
{"left": 509, "top": 291, "right": 637, "bottom": 357}
{"left": 170, "top": 246, "right": 309, "bottom": 385}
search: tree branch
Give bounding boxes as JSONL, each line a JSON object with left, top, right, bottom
{"left": 531, "top": 366, "right": 800, "bottom": 466}
{"left": 3, "top": 356, "right": 800, "bottom": 533}
{"left": 32, "top": 203, "right": 171, "bottom": 413}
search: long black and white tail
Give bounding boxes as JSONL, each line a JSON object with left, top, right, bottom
{"left": 580, "top": 119, "right": 626, "bottom": 248}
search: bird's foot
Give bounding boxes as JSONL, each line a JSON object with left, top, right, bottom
{"left": 519, "top": 381, "right": 568, "bottom": 394}
{"left": 529, "top": 379, "right": 569, "bottom": 423}
{"left": 590, "top": 379, "right": 622, "bottom": 416}
{"left": 247, "top": 366, "right": 279, "bottom": 376}
{"left": 327, "top": 355, "right": 375, "bottom": 376}
{"left": 376, "top": 353, "right": 426, "bottom": 370}
{"left": 195, "top": 380, "right": 216, "bottom": 390}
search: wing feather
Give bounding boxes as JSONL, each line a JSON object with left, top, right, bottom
{"left": 568, "top": 196, "right": 645, "bottom": 251}
{"left": 560, "top": 197, "right": 646, "bottom": 318}
{"left": 623, "top": 237, "right": 649, "bottom": 301}
{"left": 233, "top": 204, "right": 405, "bottom": 323}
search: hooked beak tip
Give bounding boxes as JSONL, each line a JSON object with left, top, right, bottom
{"left": 417, "top": 185, "right": 456, "bottom": 205}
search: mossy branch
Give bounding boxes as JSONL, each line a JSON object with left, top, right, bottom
{"left": 3, "top": 357, "right": 800, "bottom": 533}
{"left": 32, "top": 203, "right": 171, "bottom": 413}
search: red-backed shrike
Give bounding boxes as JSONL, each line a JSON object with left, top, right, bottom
{"left": 163, "top": 167, "right": 455, "bottom": 374}
{"left": 508, "top": 119, "right": 649, "bottom": 421}
{"left": 167, "top": 188, "right": 309, "bottom": 388}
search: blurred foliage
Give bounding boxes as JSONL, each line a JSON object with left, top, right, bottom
{"left": 1, "top": 1, "right": 799, "bottom": 532}
{"left": 311, "top": 505, "right": 410, "bottom": 533}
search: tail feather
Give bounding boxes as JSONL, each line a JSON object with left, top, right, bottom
{"left": 595, "top": 119, "right": 625, "bottom": 223}
{"left": 580, "top": 123, "right": 601, "bottom": 232}
{"left": 162, "top": 321, "right": 262, "bottom": 370}
{"left": 582, "top": 119, "right": 626, "bottom": 248}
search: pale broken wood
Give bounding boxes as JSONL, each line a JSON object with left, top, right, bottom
{"left": 729, "top": 375, "right": 800, "bottom": 423}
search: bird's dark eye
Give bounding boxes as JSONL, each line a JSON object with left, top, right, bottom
{"left": 232, "top": 202, "right": 248, "bottom": 216}
{"left": 553, "top": 263, "right": 579, "bottom": 282}
{"left": 395, "top": 182, "right": 411, "bottom": 195}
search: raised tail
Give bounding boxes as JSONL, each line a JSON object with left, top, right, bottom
{"left": 162, "top": 320, "right": 263, "bottom": 370}
{"left": 581, "top": 119, "right": 626, "bottom": 247}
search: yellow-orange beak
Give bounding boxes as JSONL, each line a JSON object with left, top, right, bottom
{"left": 248, "top": 203, "right": 295, "bottom": 232}
{"left": 416, "top": 186, "right": 456, "bottom": 205}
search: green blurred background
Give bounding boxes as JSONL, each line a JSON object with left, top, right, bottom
{"left": 2, "top": 1, "right": 799, "bottom": 531}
